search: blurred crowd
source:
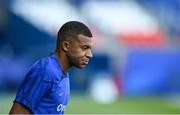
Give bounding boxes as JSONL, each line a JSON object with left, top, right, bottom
{"left": 0, "top": 0, "right": 180, "bottom": 99}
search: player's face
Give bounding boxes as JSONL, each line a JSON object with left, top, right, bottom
{"left": 67, "top": 34, "right": 93, "bottom": 69}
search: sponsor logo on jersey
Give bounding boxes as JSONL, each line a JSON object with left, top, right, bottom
{"left": 57, "top": 104, "right": 66, "bottom": 112}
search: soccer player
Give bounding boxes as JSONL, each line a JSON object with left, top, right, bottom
{"left": 9, "top": 21, "right": 93, "bottom": 114}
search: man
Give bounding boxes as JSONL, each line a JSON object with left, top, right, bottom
{"left": 9, "top": 21, "right": 93, "bottom": 114}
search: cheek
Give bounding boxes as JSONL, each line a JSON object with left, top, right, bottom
{"left": 75, "top": 53, "right": 87, "bottom": 64}
{"left": 70, "top": 49, "right": 85, "bottom": 58}
{"left": 68, "top": 50, "right": 84, "bottom": 62}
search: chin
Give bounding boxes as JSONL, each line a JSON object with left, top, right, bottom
{"left": 78, "top": 64, "right": 86, "bottom": 69}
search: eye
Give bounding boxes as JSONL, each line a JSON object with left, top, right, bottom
{"left": 82, "top": 45, "right": 89, "bottom": 50}
{"left": 83, "top": 46, "right": 88, "bottom": 49}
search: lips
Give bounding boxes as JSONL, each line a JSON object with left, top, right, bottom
{"left": 84, "top": 61, "right": 89, "bottom": 65}
{"left": 82, "top": 59, "right": 89, "bottom": 65}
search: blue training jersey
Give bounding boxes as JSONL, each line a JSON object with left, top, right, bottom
{"left": 14, "top": 54, "right": 70, "bottom": 114}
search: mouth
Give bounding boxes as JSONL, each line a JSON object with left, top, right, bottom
{"left": 82, "top": 59, "right": 89, "bottom": 65}
{"left": 84, "top": 61, "right": 89, "bottom": 65}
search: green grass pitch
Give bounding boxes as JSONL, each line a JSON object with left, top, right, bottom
{"left": 1, "top": 93, "right": 180, "bottom": 114}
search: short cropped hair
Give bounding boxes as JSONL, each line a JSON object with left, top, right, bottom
{"left": 56, "top": 21, "right": 92, "bottom": 50}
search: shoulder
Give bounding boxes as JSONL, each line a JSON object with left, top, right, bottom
{"left": 28, "top": 55, "right": 63, "bottom": 83}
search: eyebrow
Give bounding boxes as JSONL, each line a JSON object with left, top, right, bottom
{"left": 81, "top": 44, "right": 92, "bottom": 49}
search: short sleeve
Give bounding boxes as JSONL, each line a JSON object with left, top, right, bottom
{"left": 14, "top": 66, "right": 51, "bottom": 112}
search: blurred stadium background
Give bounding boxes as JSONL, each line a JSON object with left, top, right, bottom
{"left": 0, "top": 0, "right": 180, "bottom": 114}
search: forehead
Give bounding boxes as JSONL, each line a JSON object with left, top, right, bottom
{"left": 76, "top": 34, "right": 93, "bottom": 45}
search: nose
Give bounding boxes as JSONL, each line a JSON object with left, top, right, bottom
{"left": 86, "top": 49, "right": 93, "bottom": 58}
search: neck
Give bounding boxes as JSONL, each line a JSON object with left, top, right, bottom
{"left": 55, "top": 50, "right": 71, "bottom": 73}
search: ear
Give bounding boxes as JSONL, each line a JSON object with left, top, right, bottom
{"left": 62, "top": 41, "right": 70, "bottom": 52}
